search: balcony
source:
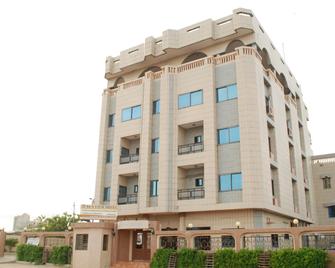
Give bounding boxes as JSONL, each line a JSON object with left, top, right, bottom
{"left": 178, "top": 142, "right": 203, "bottom": 155}
{"left": 178, "top": 121, "right": 203, "bottom": 155}
{"left": 120, "top": 154, "right": 139, "bottom": 164}
{"left": 118, "top": 194, "right": 138, "bottom": 205}
{"left": 177, "top": 187, "right": 205, "bottom": 200}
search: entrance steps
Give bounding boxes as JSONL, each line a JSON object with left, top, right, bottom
{"left": 258, "top": 252, "right": 271, "bottom": 268}
{"left": 168, "top": 252, "right": 177, "bottom": 268}
{"left": 204, "top": 253, "right": 214, "bottom": 268}
{"left": 112, "top": 261, "right": 150, "bottom": 268}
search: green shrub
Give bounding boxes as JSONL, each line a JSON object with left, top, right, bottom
{"left": 49, "top": 245, "right": 72, "bottom": 265}
{"left": 5, "top": 238, "right": 18, "bottom": 249}
{"left": 150, "top": 248, "right": 175, "bottom": 268}
{"left": 270, "top": 248, "right": 327, "bottom": 268}
{"left": 236, "top": 249, "right": 262, "bottom": 268}
{"left": 214, "top": 248, "right": 237, "bottom": 268}
{"left": 16, "top": 244, "right": 43, "bottom": 264}
{"left": 177, "top": 248, "right": 206, "bottom": 268}
{"left": 214, "top": 249, "right": 261, "bottom": 268}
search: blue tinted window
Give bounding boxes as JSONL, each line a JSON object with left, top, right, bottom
{"left": 152, "top": 138, "right": 160, "bottom": 153}
{"left": 328, "top": 206, "right": 335, "bottom": 218}
{"left": 150, "top": 180, "right": 159, "bottom": 197}
{"left": 219, "top": 175, "right": 231, "bottom": 191}
{"left": 122, "top": 108, "right": 131, "bottom": 121}
{"left": 108, "top": 114, "right": 115, "bottom": 127}
{"left": 229, "top": 126, "right": 240, "bottom": 143}
{"left": 217, "top": 87, "right": 228, "bottom": 102}
{"left": 232, "top": 173, "right": 242, "bottom": 190}
{"left": 218, "top": 129, "right": 229, "bottom": 144}
{"left": 190, "top": 90, "right": 203, "bottom": 106}
{"left": 178, "top": 93, "right": 190, "bottom": 109}
{"left": 132, "top": 105, "right": 141, "bottom": 119}
{"left": 153, "top": 100, "right": 160, "bottom": 114}
{"left": 106, "top": 150, "right": 113, "bottom": 163}
{"left": 103, "top": 187, "right": 111, "bottom": 202}
{"left": 227, "top": 84, "right": 238, "bottom": 99}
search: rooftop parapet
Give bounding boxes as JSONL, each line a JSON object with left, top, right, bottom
{"left": 105, "top": 8, "right": 255, "bottom": 79}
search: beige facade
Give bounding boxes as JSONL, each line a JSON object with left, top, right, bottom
{"left": 312, "top": 154, "right": 335, "bottom": 225}
{"left": 95, "top": 8, "right": 314, "bottom": 230}
{"left": 69, "top": 8, "right": 335, "bottom": 267}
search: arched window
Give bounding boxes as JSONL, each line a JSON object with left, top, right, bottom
{"left": 113, "top": 77, "right": 125, "bottom": 88}
{"left": 181, "top": 52, "right": 207, "bottom": 64}
{"left": 138, "top": 66, "right": 161, "bottom": 78}
{"left": 225, "top": 40, "right": 244, "bottom": 54}
{"left": 276, "top": 73, "right": 290, "bottom": 94}
{"left": 260, "top": 48, "right": 272, "bottom": 70}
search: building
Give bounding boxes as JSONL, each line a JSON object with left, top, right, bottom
{"left": 13, "top": 213, "right": 30, "bottom": 232}
{"left": 73, "top": 8, "right": 319, "bottom": 266}
{"left": 312, "top": 154, "right": 335, "bottom": 225}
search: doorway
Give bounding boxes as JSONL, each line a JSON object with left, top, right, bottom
{"left": 132, "top": 230, "right": 151, "bottom": 260}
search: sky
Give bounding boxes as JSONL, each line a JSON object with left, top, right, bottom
{"left": 0, "top": 0, "right": 334, "bottom": 231}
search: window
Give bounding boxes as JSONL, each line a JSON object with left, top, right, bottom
{"left": 194, "top": 236, "right": 211, "bottom": 250}
{"left": 322, "top": 176, "right": 331, "bottom": 189}
{"left": 121, "top": 147, "right": 129, "bottom": 157}
{"left": 178, "top": 90, "right": 203, "bottom": 109}
{"left": 328, "top": 206, "right": 335, "bottom": 218}
{"left": 150, "top": 180, "right": 159, "bottom": 197}
{"left": 102, "top": 235, "right": 108, "bottom": 251}
{"left": 216, "top": 84, "right": 237, "bottom": 102}
{"left": 194, "top": 135, "right": 202, "bottom": 144}
{"left": 106, "top": 150, "right": 113, "bottom": 163}
{"left": 108, "top": 114, "right": 115, "bottom": 127}
{"left": 153, "top": 100, "right": 160, "bottom": 114}
{"left": 103, "top": 187, "right": 111, "bottom": 202}
{"left": 195, "top": 178, "right": 203, "bottom": 187}
{"left": 152, "top": 138, "right": 160, "bottom": 153}
{"left": 134, "top": 185, "right": 138, "bottom": 193}
{"left": 122, "top": 105, "right": 141, "bottom": 121}
{"left": 119, "top": 185, "right": 127, "bottom": 197}
{"left": 219, "top": 173, "right": 242, "bottom": 192}
{"left": 218, "top": 126, "right": 240, "bottom": 144}
{"left": 75, "top": 234, "right": 88, "bottom": 250}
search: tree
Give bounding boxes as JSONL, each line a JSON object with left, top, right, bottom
{"left": 28, "top": 213, "right": 79, "bottom": 232}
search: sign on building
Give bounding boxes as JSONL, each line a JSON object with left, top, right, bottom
{"left": 80, "top": 204, "right": 117, "bottom": 220}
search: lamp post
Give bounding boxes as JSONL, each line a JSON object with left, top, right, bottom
{"left": 235, "top": 221, "right": 241, "bottom": 229}
{"left": 293, "top": 218, "right": 299, "bottom": 227}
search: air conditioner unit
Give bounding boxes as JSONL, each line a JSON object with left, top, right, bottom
{"left": 267, "top": 105, "right": 274, "bottom": 117}
{"left": 291, "top": 167, "right": 296, "bottom": 176}
{"left": 287, "top": 127, "right": 293, "bottom": 137}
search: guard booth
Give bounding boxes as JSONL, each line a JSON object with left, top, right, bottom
{"left": 72, "top": 205, "right": 158, "bottom": 268}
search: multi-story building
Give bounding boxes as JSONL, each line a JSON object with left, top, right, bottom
{"left": 13, "top": 213, "right": 30, "bottom": 232}
{"left": 312, "top": 154, "right": 335, "bottom": 225}
{"left": 73, "top": 8, "right": 318, "bottom": 266}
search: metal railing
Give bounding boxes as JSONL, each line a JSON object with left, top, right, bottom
{"left": 242, "top": 234, "right": 293, "bottom": 250}
{"left": 302, "top": 234, "right": 335, "bottom": 250}
{"left": 160, "top": 236, "right": 187, "bottom": 249}
{"left": 178, "top": 142, "right": 203, "bottom": 155}
{"left": 119, "top": 154, "right": 139, "bottom": 164}
{"left": 177, "top": 187, "right": 205, "bottom": 200}
{"left": 117, "top": 194, "right": 138, "bottom": 204}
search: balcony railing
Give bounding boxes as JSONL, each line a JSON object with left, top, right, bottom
{"left": 120, "top": 154, "right": 139, "bottom": 164}
{"left": 177, "top": 187, "right": 205, "bottom": 200}
{"left": 178, "top": 142, "right": 203, "bottom": 155}
{"left": 118, "top": 194, "right": 138, "bottom": 205}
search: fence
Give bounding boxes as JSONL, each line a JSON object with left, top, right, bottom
{"left": 155, "top": 226, "right": 335, "bottom": 252}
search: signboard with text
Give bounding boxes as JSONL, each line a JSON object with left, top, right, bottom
{"left": 80, "top": 204, "right": 117, "bottom": 220}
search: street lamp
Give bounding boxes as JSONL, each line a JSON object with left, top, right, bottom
{"left": 235, "top": 221, "right": 241, "bottom": 229}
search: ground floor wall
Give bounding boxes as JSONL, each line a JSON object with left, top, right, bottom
{"left": 0, "top": 230, "right": 5, "bottom": 257}
{"left": 119, "top": 209, "right": 307, "bottom": 231}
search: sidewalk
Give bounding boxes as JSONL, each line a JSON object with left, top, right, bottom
{"left": 0, "top": 253, "right": 16, "bottom": 264}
